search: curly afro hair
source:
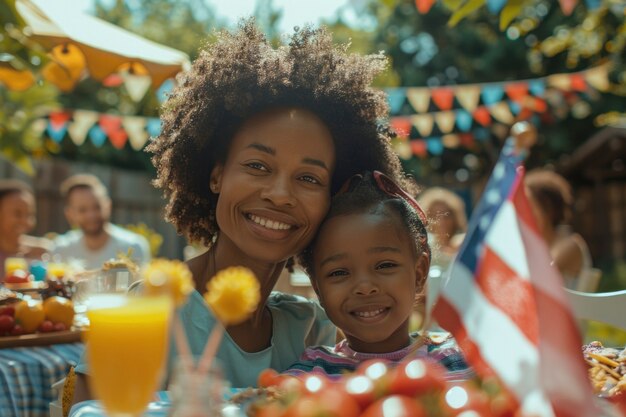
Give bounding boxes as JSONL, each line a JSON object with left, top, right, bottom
{"left": 148, "top": 19, "right": 407, "bottom": 246}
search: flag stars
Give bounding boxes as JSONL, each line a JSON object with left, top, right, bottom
{"left": 493, "top": 162, "right": 505, "bottom": 180}
{"left": 480, "top": 214, "right": 491, "bottom": 231}
{"left": 486, "top": 189, "right": 501, "bottom": 205}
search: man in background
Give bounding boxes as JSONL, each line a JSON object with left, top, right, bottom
{"left": 53, "top": 174, "right": 151, "bottom": 270}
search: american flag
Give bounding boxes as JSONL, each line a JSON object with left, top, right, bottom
{"left": 432, "top": 138, "right": 600, "bottom": 417}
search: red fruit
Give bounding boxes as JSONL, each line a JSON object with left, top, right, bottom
{"left": 388, "top": 358, "right": 447, "bottom": 397}
{"left": 0, "top": 315, "right": 15, "bottom": 332}
{"left": 53, "top": 322, "right": 67, "bottom": 332}
{"left": 361, "top": 395, "right": 427, "bottom": 417}
{"left": 283, "top": 387, "right": 360, "bottom": 417}
{"left": 5, "top": 269, "right": 30, "bottom": 283}
{"left": 255, "top": 401, "right": 286, "bottom": 417}
{"left": 343, "top": 374, "right": 376, "bottom": 410}
{"left": 441, "top": 383, "right": 492, "bottom": 416}
{"left": 0, "top": 306, "right": 15, "bottom": 317}
{"left": 38, "top": 320, "right": 55, "bottom": 333}
{"left": 258, "top": 368, "right": 282, "bottom": 388}
{"left": 277, "top": 375, "right": 305, "bottom": 396}
{"left": 10, "top": 324, "right": 23, "bottom": 336}
{"left": 356, "top": 360, "right": 392, "bottom": 397}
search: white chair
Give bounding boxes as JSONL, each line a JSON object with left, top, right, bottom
{"left": 564, "top": 288, "right": 626, "bottom": 330}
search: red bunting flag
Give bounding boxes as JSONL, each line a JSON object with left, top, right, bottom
{"left": 390, "top": 117, "right": 412, "bottom": 138}
{"left": 49, "top": 111, "right": 71, "bottom": 130}
{"left": 505, "top": 82, "right": 529, "bottom": 102}
{"left": 473, "top": 106, "right": 492, "bottom": 127}
{"left": 415, "top": 0, "right": 435, "bottom": 14}
{"left": 569, "top": 73, "right": 587, "bottom": 91}
{"left": 410, "top": 139, "right": 427, "bottom": 157}
{"left": 109, "top": 129, "right": 128, "bottom": 149}
{"left": 559, "top": 0, "right": 578, "bottom": 15}
{"left": 431, "top": 87, "right": 455, "bottom": 111}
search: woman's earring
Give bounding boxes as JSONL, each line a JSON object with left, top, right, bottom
{"left": 210, "top": 182, "right": 219, "bottom": 193}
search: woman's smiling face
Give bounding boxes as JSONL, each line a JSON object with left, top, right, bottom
{"left": 210, "top": 107, "right": 336, "bottom": 263}
{"left": 311, "top": 209, "right": 427, "bottom": 354}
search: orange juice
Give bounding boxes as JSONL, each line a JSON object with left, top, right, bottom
{"left": 86, "top": 295, "right": 172, "bottom": 416}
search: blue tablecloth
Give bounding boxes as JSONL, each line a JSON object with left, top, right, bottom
{"left": 0, "top": 342, "right": 84, "bottom": 417}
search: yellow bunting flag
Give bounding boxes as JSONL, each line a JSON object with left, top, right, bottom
{"left": 489, "top": 102, "right": 515, "bottom": 124}
{"left": 410, "top": 114, "right": 434, "bottom": 137}
{"left": 585, "top": 65, "right": 609, "bottom": 91}
{"left": 442, "top": 134, "right": 460, "bottom": 148}
{"left": 455, "top": 85, "right": 481, "bottom": 112}
{"left": 435, "top": 111, "right": 456, "bottom": 134}
{"left": 406, "top": 88, "right": 431, "bottom": 113}
{"left": 547, "top": 73, "right": 571, "bottom": 90}
{"left": 122, "top": 116, "right": 150, "bottom": 150}
{"left": 68, "top": 110, "right": 99, "bottom": 146}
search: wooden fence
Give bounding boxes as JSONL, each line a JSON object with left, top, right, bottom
{"left": 0, "top": 157, "right": 186, "bottom": 259}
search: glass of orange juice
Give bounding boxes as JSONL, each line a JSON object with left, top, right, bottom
{"left": 5, "top": 257, "right": 28, "bottom": 276}
{"left": 85, "top": 294, "right": 172, "bottom": 416}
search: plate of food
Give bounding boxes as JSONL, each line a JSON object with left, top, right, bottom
{"left": 583, "top": 341, "right": 625, "bottom": 398}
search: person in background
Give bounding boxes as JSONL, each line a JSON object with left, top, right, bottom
{"left": 416, "top": 187, "right": 467, "bottom": 271}
{"left": 525, "top": 169, "right": 594, "bottom": 290}
{"left": 0, "top": 179, "right": 52, "bottom": 278}
{"left": 287, "top": 172, "right": 470, "bottom": 378}
{"left": 53, "top": 174, "right": 150, "bottom": 270}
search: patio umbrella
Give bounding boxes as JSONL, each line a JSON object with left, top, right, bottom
{"left": 14, "top": 0, "right": 190, "bottom": 91}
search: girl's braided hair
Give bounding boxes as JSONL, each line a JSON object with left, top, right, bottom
{"left": 147, "top": 19, "right": 408, "bottom": 246}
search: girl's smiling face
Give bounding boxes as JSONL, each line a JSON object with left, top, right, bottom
{"left": 210, "top": 107, "right": 336, "bottom": 264}
{"left": 0, "top": 191, "right": 36, "bottom": 242}
{"left": 311, "top": 208, "right": 429, "bottom": 353}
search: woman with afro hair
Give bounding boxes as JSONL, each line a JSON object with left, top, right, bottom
{"left": 72, "top": 18, "right": 413, "bottom": 402}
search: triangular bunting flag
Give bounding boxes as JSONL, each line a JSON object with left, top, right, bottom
{"left": 456, "top": 85, "right": 481, "bottom": 112}
{"left": 569, "top": 73, "right": 587, "bottom": 91}
{"left": 459, "top": 133, "right": 475, "bottom": 147}
{"left": 146, "top": 118, "right": 162, "bottom": 137}
{"left": 410, "top": 114, "right": 434, "bottom": 137}
{"left": 505, "top": 82, "right": 529, "bottom": 102}
{"left": 415, "top": 0, "right": 436, "bottom": 14}
{"left": 584, "top": 0, "right": 601, "bottom": 9}
{"left": 442, "top": 134, "right": 460, "bottom": 148}
{"left": 393, "top": 140, "right": 413, "bottom": 160}
{"left": 426, "top": 137, "right": 444, "bottom": 155}
{"left": 89, "top": 125, "right": 107, "bottom": 147}
{"left": 109, "top": 129, "right": 128, "bottom": 149}
{"left": 410, "top": 139, "right": 427, "bottom": 158}
{"left": 431, "top": 87, "right": 455, "bottom": 111}
{"left": 489, "top": 102, "right": 515, "bottom": 124}
{"left": 387, "top": 88, "right": 406, "bottom": 115}
{"left": 481, "top": 85, "right": 505, "bottom": 105}
{"left": 456, "top": 110, "right": 473, "bottom": 132}
{"left": 434, "top": 111, "right": 456, "bottom": 134}
{"left": 121, "top": 71, "right": 152, "bottom": 102}
{"left": 473, "top": 106, "right": 492, "bottom": 127}
{"left": 508, "top": 100, "right": 521, "bottom": 115}
{"left": 585, "top": 65, "right": 609, "bottom": 91}
{"left": 406, "top": 88, "right": 431, "bottom": 113}
{"left": 559, "top": 0, "right": 578, "bottom": 15}
{"left": 486, "top": 0, "right": 507, "bottom": 13}
{"left": 68, "top": 110, "right": 99, "bottom": 146}
{"left": 46, "top": 111, "right": 71, "bottom": 142}
{"left": 547, "top": 74, "right": 571, "bottom": 90}
{"left": 156, "top": 79, "right": 175, "bottom": 103}
{"left": 99, "top": 114, "right": 123, "bottom": 136}
{"left": 30, "top": 119, "right": 47, "bottom": 138}
{"left": 122, "top": 116, "right": 150, "bottom": 151}
{"left": 390, "top": 117, "right": 412, "bottom": 137}
{"left": 528, "top": 79, "right": 546, "bottom": 97}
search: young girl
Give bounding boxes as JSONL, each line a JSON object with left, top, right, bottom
{"left": 288, "top": 171, "right": 470, "bottom": 378}
{"left": 72, "top": 19, "right": 410, "bottom": 402}
{"left": 0, "top": 179, "right": 52, "bottom": 278}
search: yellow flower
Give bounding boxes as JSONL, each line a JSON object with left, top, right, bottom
{"left": 204, "top": 267, "right": 260, "bottom": 326}
{"left": 142, "top": 259, "right": 194, "bottom": 307}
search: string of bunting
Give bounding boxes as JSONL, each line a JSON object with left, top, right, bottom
{"left": 38, "top": 110, "right": 162, "bottom": 151}
{"left": 387, "top": 64, "right": 610, "bottom": 158}
{"left": 415, "top": 0, "right": 601, "bottom": 17}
